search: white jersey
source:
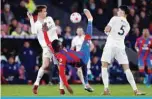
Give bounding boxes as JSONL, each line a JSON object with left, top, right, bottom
{"left": 105, "top": 16, "right": 130, "bottom": 49}
{"left": 71, "top": 35, "right": 93, "bottom": 51}
{"left": 30, "top": 16, "right": 58, "bottom": 48}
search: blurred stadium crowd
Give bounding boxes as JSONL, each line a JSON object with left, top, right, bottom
{"left": 1, "top": 0, "right": 152, "bottom": 84}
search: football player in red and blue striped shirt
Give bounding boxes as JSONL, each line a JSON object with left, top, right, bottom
{"left": 135, "top": 28, "right": 152, "bottom": 87}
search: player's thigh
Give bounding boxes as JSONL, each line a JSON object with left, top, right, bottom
{"left": 101, "top": 46, "right": 114, "bottom": 64}
{"left": 146, "top": 58, "right": 152, "bottom": 70}
{"left": 42, "top": 48, "right": 53, "bottom": 67}
{"left": 121, "top": 64, "right": 130, "bottom": 71}
{"left": 115, "top": 48, "right": 129, "bottom": 65}
{"left": 102, "top": 61, "right": 109, "bottom": 68}
{"left": 52, "top": 54, "right": 58, "bottom": 65}
{"left": 138, "top": 57, "right": 145, "bottom": 71}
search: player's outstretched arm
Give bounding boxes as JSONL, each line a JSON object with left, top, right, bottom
{"left": 135, "top": 39, "right": 139, "bottom": 52}
{"left": 104, "top": 26, "right": 111, "bottom": 34}
{"left": 59, "top": 65, "right": 73, "bottom": 94}
{"left": 135, "top": 42, "right": 139, "bottom": 52}
{"left": 27, "top": 12, "right": 37, "bottom": 34}
{"left": 104, "top": 16, "right": 116, "bottom": 34}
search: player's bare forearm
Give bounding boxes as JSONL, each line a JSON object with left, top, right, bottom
{"left": 104, "top": 25, "right": 111, "bottom": 34}
{"left": 70, "top": 47, "right": 75, "bottom": 51}
{"left": 135, "top": 42, "right": 139, "bottom": 52}
{"left": 90, "top": 43, "right": 94, "bottom": 51}
{"left": 27, "top": 12, "right": 37, "bottom": 34}
{"left": 135, "top": 47, "right": 139, "bottom": 52}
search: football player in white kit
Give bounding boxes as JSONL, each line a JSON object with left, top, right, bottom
{"left": 71, "top": 26, "right": 94, "bottom": 92}
{"left": 27, "top": 5, "right": 58, "bottom": 94}
{"left": 101, "top": 5, "right": 145, "bottom": 95}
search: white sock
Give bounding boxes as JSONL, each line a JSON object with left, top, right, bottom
{"left": 88, "top": 19, "right": 93, "bottom": 22}
{"left": 34, "top": 67, "right": 45, "bottom": 85}
{"left": 102, "top": 67, "right": 109, "bottom": 90}
{"left": 77, "top": 68, "right": 86, "bottom": 88}
{"left": 125, "top": 69, "right": 138, "bottom": 91}
{"left": 59, "top": 76, "right": 64, "bottom": 89}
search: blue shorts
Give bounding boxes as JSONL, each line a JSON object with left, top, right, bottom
{"left": 138, "top": 57, "right": 152, "bottom": 68}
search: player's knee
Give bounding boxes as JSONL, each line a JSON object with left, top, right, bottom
{"left": 139, "top": 68, "right": 144, "bottom": 73}
{"left": 42, "top": 61, "right": 50, "bottom": 70}
{"left": 122, "top": 64, "right": 129, "bottom": 71}
{"left": 147, "top": 68, "right": 152, "bottom": 74}
{"left": 102, "top": 61, "right": 109, "bottom": 68}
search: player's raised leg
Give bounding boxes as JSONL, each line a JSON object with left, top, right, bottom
{"left": 83, "top": 9, "right": 93, "bottom": 36}
{"left": 79, "top": 9, "right": 94, "bottom": 92}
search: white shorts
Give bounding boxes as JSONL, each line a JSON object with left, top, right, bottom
{"left": 101, "top": 46, "right": 129, "bottom": 64}
{"left": 42, "top": 47, "right": 58, "bottom": 65}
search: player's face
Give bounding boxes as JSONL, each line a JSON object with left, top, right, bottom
{"left": 39, "top": 8, "right": 47, "bottom": 19}
{"left": 117, "top": 8, "right": 125, "bottom": 17}
{"left": 143, "top": 29, "right": 150, "bottom": 38}
{"left": 8, "top": 57, "right": 15, "bottom": 64}
{"left": 76, "top": 28, "right": 84, "bottom": 36}
{"left": 54, "top": 41, "right": 63, "bottom": 53}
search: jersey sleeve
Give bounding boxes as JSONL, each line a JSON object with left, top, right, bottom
{"left": 56, "top": 54, "right": 69, "bottom": 87}
{"left": 29, "top": 17, "right": 37, "bottom": 34}
{"left": 136, "top": 38, "right": 140, "bottom": 47}
{"left": 150, "top": 38, "right": 152, "bottom": 48}
{"left": 107, "top": 16, "right": 116, "bottom": 27}
{"left": 47, "top": 16, "right": 56, "bottom": 30}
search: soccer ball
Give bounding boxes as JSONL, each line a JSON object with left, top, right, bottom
{"left": 70, "top": 12, "right": 81, "bottom": 23}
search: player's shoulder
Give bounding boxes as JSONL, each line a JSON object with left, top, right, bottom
{"left": 35, "top": 20, "right": 40, "bottom": 24}
{"left": 149, "top": 37, "right": 152, "bottom": 40}
{"left": 34, "top": 21, "right": 41, "bottom": 27}
{"left": 137, "top": 37, "right": 142, "bottom": 41}
{"left": 110, "top": 16, "right": 118, "bottom": 20}
{"left": 46, "top": 16, "right": 53, "bottom": 20}
{"left": 72, "top": 36, "right": 79, "bottom": 41}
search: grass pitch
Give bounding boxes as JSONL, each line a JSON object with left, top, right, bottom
{"left": 1, "top": 84, "right": 152, "bottom": 96}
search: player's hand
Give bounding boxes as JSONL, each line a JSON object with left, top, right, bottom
{"left": 104, "top": 26, "right": 111, "bottom": 33}
{"left": 42, "top": 23, "right": 49, "bottom": 32}
{"left": 66, "top": 86, "right": 73, "bottom": 94}
{"left": 27, "top": 12, "right": 33, "bottom": 19}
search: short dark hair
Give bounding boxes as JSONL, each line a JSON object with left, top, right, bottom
{"left": 52, "top": 39, "right": 62, "bottom": 52}
{"left": 8, "top": 55, "right": 15, "bottom": 60}
{"left": 11, "top": 18, "right": 17, "bottom": 22}
{"left": 119, "top": 5, "right": 129, "bottom": 15}
{"left": 77, "top": 26, "right": 84, "bottom": 30}
{"left": 35, "top": 5, "right": 47, "bottom": 14}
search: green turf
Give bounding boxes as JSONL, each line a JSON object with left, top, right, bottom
{"left": 1, "top": 84, "right": 152, "bottom": 96}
